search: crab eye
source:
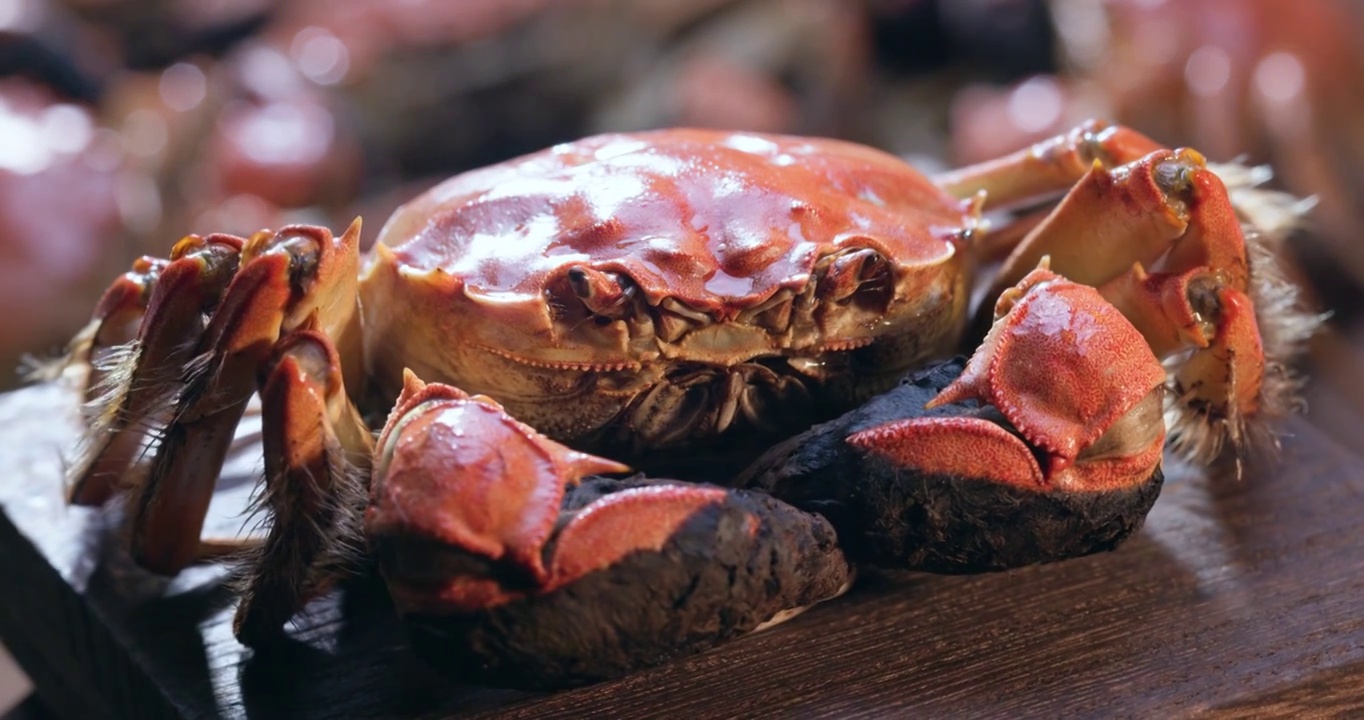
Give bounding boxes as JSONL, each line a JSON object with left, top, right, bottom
{"left": 820, "top": 248, "right": 891, "bottom": 310}
{"left": 550, "top": 265, "right": 636, "bottom": 324}
{"left": 566, "top": 266, "right": 597, "bottom": 299}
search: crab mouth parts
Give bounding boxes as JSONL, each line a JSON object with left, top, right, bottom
{"left": 607, "top": 347, "right": 914, "bottom": 454}
{"left": 616, "top": 360, "right": 820, "bottom": 451}
{"left": 472, "top": 343, "right": 645, "bottom": 372}
{"left": 540, "top": 245, "right": 899, "bottom": 363}
{"left": 470, "top": 329, "right": 918, "bottom": 454}
{"left": 471, "top": 335, "right": 878, "bottom": 374}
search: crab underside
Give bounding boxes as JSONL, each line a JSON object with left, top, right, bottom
{"left": 49, "top": 122, "right": 1317, "bottom": 688}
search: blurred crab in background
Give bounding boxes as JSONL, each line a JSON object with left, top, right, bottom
{"left": 55, "top": 120, "right": 1316, "bottom": 687}
{"left": 0, "top": 76, "right": 143, "bottom": 388}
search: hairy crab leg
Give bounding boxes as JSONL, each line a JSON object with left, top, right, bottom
{"left": 994, "top": 150, "right": 1311, "bottom": 462}
{"left": 936, "top": 121, "right": 1316, "bottom": 463}
{"left": 126, "top": 222, "right": 362, "bottom": 576}
{"left": 66, "top": 236, "right": 243, "bottom": 506}
{"left": 233, "top": 330, "right": 373, "bottom": 645}
{"left": 66, "top": 256, "right": 167, "bottom": 410}
{"left": 933, "top": 119, "right": 1165, "bottom": 211}
{"left": 983, "top": 148, "right": 1225, "bottom": 297}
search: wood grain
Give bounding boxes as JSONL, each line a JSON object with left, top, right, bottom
{"left": 0, "top": 376, "right": 1362, "bottom": 719}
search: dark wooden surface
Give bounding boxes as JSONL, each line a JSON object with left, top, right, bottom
{"left": 2, "top": 695, "right": 55, "bottom": 720}
{"left": 1, "top": 374, "right": 1363, "bottom": 719}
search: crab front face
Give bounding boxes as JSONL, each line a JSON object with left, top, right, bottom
{"left": 358, "top": 129, "right": 977, "bottom": 456}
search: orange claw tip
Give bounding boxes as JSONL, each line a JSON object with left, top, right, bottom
{"left": 990, "top": 259, "right": 1058, "bottom": 323}
{"left": 923, "top": 370, "right": 980, "bottom": 410}
{"left": 92, "top": 274, "right": 152, "bottom": 317}
{"left": 393, "top": 370, "right": 471, "bottom": 408}
{"left": 372, "top": 241, "right": 398, "bottom": 265}
{"left": 955, "top": 190, "right": 987, "bottom": 232}
{"left": 130, "top": 256, "right": 162, "bottom": 273}
{"left": 1174, "top": 147, "right": 1208, "bottom": 167}
{"left": 923, "top": 317, "right": 999, "bottom": 410}
{"left": 560, "top": 449, "right": 632, "bottom": 480}
{"left": 399, "top": 367, "right": 427, "bottom": 396}
{"left": 343, "top": 215, "right": 363, "bottom": 242}
{"left": 1217, "top": 284, "right": 1256, "bottom": 318}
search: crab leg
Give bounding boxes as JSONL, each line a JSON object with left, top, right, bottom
{"left": 68, "top": 255, "right": 167, "bottom": 410}
{"left": 983, "top": 148, "right": 1231, "bottom": 295}
{"left": 125, "top": 223, "right": 363, "bottom": 576}
{"left": 233, "top": 331, "right": 373, "bottom": 645}
{"left": 935, "top": 114, "right": 1311, "bottom": 464}
{"left": 129, "top": 243, "right": 296, "bottom": 573}
{"left": 975, "top": 148, "right": 1274, "bottom": 460}
{"left": 66, "top": 236, "right": 243, "bottom": 506}
{"left": 934, "top": 119, "right": 1165, "bottom": 210}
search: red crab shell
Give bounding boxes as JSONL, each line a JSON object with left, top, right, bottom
{"left": 358, "top": 129, "right": 978, "bottom": 454}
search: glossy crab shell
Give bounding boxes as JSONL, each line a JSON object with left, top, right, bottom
{"left": 358, "top": 129, "right": 977, "bottom": 457}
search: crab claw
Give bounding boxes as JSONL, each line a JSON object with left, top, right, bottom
{"left": 366, "top": 372, "right": 851, "bottom": 689}
{"left": 736, "top": 270, "right": 1167, "bottom": 572}
{"left": 927, "top": 265, "right": 1168, "bottom": 482}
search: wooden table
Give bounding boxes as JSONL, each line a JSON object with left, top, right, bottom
{"left": 1, "top": 375, "right": 1362, "bottom": 719}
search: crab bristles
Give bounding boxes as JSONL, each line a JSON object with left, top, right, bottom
{"left": 1165, "top": 162, "right": 1324, "bottom": 468}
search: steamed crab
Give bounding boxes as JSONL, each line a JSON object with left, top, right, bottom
{"left": 57, "top": 122, "right": 1313, "bottom": 688}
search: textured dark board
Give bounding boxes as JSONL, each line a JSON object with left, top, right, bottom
{"left": 1, "top": 376, "right": 1362, "bottom": 719}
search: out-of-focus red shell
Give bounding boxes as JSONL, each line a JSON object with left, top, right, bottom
{"left": 371, "top": 128, "right": 968, "bottom": 312}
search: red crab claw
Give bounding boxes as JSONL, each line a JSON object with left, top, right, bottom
{"left": 941, "top": 120, "right": 1318, "bottom": 467}
{"left": 736, "top": 269, "right": 1167, "bottom": 572}
{"left": 365, "top": 371, "right": 851, "bottom": 689}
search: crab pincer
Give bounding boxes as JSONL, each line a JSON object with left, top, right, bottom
{"left": 737, "top": 266, "right": 1169, "bottom": 571}
{"left": 365, "top": 372, "right": 852, "bottom": 689}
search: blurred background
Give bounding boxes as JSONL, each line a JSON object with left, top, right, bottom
{"left": 1, "top": 0, "right": 1363, "bottom": 713}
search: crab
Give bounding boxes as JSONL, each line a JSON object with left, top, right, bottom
{"left": 56, "top": 122, "right": 1313, "bottom": 689}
